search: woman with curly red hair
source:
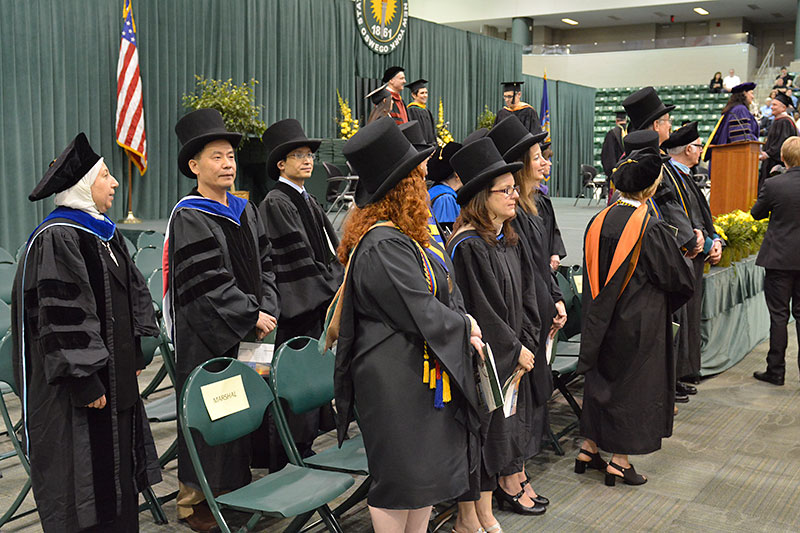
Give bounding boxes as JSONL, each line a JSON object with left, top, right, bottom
{"left": 446, "top": 138, "right": 542, "bottom": 533}
{"left": 333, "top": 117, "right": 483, "bottom": 533}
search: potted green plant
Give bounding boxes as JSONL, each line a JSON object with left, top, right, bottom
{"left": 182, "top": 76, "right": 268, "bottom": 202}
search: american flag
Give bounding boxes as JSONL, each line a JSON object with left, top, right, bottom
{"left": 115, "top": 0, "right": 147, "bottom": 174}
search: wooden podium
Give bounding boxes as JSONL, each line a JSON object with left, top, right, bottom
{"left": 708, "top": 140, "right": 761, "bottom": 216}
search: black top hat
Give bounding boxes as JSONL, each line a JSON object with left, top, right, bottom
{"left": 452, "top": 138, "right": 523, "bottom": 206}
{"left": 428, "top": 142, "right": 463, "bottom": 183}
{"left": 623, "top": 130, "right": 660, "bottom": 154}
{"left": 502, "top": 81, "right": 524, "bottom": 92}
{"left": 29, "top": 133, "right": 101, "bottom": 201}
{"left": 343, "top": 116, "right": 434, "bottom": 208}
{"left": 462, "top": 128, "right": 489, "bottom": 146}
{"left": 366, "top": 85, "right": 390, "bottom": 106}
{"left": 407, "top": 79, "right": 428, "bottom": 93}
{"left": 612, "top": 147, "right": 669, "bottom": 193}
{"left": 262, "top": 119, "right": 321, "bottom": 181}
{"left": 774, "top": 91, "right": 793, "bottom": 108}
{"left": 399, "top": 121, "right": 431, "bottom": 151}
{"left": 382, "top": 66, "right": 404, "bottom": 84}
{"left": 175, "top": 109, "right": 242, "bottom": 178}
{"left": 622, "top": 87, "right": 676, "bottom": 131}
{"left": 731, "top": 82, "right": 756, "bottom": 94}
{"left": 661, "top": 121, "right": 699, "bottom": 150}
{"left": 487, "top": 115, "right": 548, "bottom": 163}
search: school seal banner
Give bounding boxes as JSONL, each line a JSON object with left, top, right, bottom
{"left": 355, "top": 0, "right": 409, "bottom": 55}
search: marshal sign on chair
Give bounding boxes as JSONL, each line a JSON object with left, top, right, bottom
{"left": 355, "top": 0, "right": 409, "bottom": 54}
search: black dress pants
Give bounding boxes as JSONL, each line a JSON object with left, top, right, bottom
{"left": 764, "top": 269, "right": 800, "bottom": 377}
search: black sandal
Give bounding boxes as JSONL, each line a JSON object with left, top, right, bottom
{"left": 574, "top": 449, "right": 608, "bottom": 474}
{"left": 604, "top": 461, "right": 647, "bottom": 486}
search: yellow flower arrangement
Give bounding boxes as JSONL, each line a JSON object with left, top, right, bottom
{"left": 435, "top": 98, "right": 455, "bottom": 147}
{"left": 336, "top": 89, "right": 359, "bottom": 139}
{"left": 713, "top": 208, "right": 769, "bottom": 266}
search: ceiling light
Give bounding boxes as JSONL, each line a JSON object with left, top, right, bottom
{"left": 561, "top": 18, "right": 579, "bottom": 25}
{"left": 694, "top": 7, "right": 709, "bottom": 16}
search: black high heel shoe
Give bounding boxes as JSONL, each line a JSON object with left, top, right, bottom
{"left": 520, "top": 478, "right": 549, "bottom": 506}
{"left": 604, "top": 461, "right": 647, "bottom": 486}
{"left": 493, "top": 488, "right": 546, "bottom": 515}
{"left": 574, "top": 449, "right": 608, "bottom": 474}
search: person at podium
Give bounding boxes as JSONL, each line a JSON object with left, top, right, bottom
{"left": 701, "top": 82, "right": 759, "bottom": 163}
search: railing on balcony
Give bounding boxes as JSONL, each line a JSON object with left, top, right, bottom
{"left": 524, "top": 32, "right": 755, "bottom": 55}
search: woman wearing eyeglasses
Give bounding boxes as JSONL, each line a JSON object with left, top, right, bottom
{"left": 486, "top": 115, "right": 567, "bottom": 514}
{"left": 447, "top": 138, "right": 542, "bottom": 533}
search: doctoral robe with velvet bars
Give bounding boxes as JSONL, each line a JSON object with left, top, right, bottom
{"left": 578, "top": 205, "right": 694, "bottom": 455}
{"left": 12, "top": 219, "right": 161, "bottom": 532}
{"left": 166, "top": 191, "right": 279, "bottom": 492}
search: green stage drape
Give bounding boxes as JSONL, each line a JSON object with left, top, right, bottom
{"left": 521, "top": 74, "right": 596, "bottom": 197}
{"left": 0, "top": 0, "right": 592, "bottom": 250}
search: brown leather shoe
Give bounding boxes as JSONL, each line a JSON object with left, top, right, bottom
{"left": 180, "top": 502, "right": 221, "bottom": 533}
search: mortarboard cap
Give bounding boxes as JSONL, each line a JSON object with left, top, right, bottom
{"left": 407, "top": 79, "right": 428, "bottom": 93}
{"left": 501, "top": 81, "right": 524, "bottom": 92}
{"left": 366, "top": 85, "right": 390, "bottom": 106}
{"left": 774, "top": 91, "right": 793, "bottom": 108}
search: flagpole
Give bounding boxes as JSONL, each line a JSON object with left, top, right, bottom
{"left": 122, "top": 155, "right": 141, "bottom": 223}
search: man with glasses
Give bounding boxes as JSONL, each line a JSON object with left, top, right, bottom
{"left": 495, "top": 81, "right": 542, "bottom": 135}
{"left": 663, "top": 122, "right": 723, "bottom": 391}
{"left": 624, "top": 87, "right": 703, "bottom": 405}
{"left": 259, "top": 118, "right": 343, "bottom": 469}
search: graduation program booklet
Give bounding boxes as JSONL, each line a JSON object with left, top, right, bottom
{"left": 476, "top": 343, "right": 503, "bottom": 412}
{"left": 238, "top": 329, "right": 275, "bottom": 377}
{"left": 502, "top": 368, "right": 524, "bottom": 418}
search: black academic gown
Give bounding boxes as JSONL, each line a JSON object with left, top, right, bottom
{"left": 601, "top": 126, "right": 625, "bottom": 177}
{"left": 258, "top": 182, "right": 343, "bottom": 469}
{"left": 578, "top": 205, "right": 695, "bottom": 454}
{"left": 407, "top": 103, "right": 438, "bottom": 146}
{"left": 12, "top": 220, "right": 161, "bottom": 532}
{"left": 534, "top": 191, "right": 567, "bottom": 260}
{"left": 760, "top": 115, "right": 797, "bottom": 188}
{"left": 663, "top": 162, "right": 717, "bottom": 378}
{"left": 512, "top": 209, "right": 561, "bottom": 459}
{"left": 448, "top": 229, "right": 541, "bottom": 478}
{"left": 495, "top": 105, "right": 542, "bottom": 135}
{"left": 334, "top": 226, "right": 480, "bottom": 509}
{"left": 167, "top": 193, "right": 279, "bottom": 493}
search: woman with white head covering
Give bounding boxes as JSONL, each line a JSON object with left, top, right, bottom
{"left": 12, "top": 133, "right": 162, "bottom": 532}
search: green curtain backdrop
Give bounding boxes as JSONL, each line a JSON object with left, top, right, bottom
{"left": 521, "top": 74, "right": 596, "bottom": 197}
{"left": 0, "top": 0, "right": 592, "bottom": 250}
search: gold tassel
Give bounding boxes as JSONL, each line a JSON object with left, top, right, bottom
{"left": 423, "top": 345, "right": 430, "bottom": 384}
{"left": 430, "top": 368, "right": 437, "bottom": 389}
{"left": 442, "top": 371, "right": 451, "bottom": 402}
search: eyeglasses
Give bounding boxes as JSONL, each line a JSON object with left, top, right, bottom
{"left": 689, "top": 143, "right": 703, "bottom": 149}
{"left": 657, "top": 117, "right": 673, "bottom": 125}
{"left": 490, "top": 185, "right": 520, "bottom": 197}
{"left": 287, "top": 152, "right": 317, "bottom": 161}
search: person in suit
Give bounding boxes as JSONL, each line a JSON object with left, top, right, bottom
{"left": 751, "top": 136, "right": 800, "bottom": 386}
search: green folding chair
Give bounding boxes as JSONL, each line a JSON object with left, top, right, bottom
{"left": 0, "top": 333, "right": 36, "bottom": 526}
{"left": 122, "top": 235, "right": 137, "bottom": 257}
{"left": 0, "top": 248, "right": 14, "bottom": 264}
{"left": 0, "top": 263, "right": 16, "bottom": 305}
{"left": 136, "top": 230, "right": 165, "bottom": 250}
{"left": 140, "top": 270, "right": 171, "bottom": 399}
{"left": 133, "top": 247, "right": 162, "bottom": 279}
{"left": 180, "top": 357, "right": 354, "bottom": 533}
{"left": 270, "top": 337, "right": 370, "bottom": 519}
